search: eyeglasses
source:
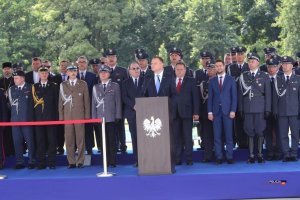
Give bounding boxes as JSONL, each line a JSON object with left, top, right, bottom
{"left": 131, "top": 67, "right": 140, "bottom": 70}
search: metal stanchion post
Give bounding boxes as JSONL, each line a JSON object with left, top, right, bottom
{"left": 97, "top": 118, "right": 115, "bottom": 177}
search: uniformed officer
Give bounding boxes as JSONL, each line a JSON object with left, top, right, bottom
{"left": 260, "top": 47, "right": 277, "bottom": 72}
{"left": 58, "top": 65, "right": 90, "bottom": 168}
{"left": 273, "top": 56, "right": 300, "bottom": 162}
{"left": 8, "top": 71, "right": 35, "bottom": 169}
{"left": 12, "top": 62, "right": 24, "bottom": 72}
{"left": 134, "top": 48, "right": 152, "bottom": 77}
{"left": 194, "top": 51, "right": 213, "bottom": 149}
{"left": 92, "top": 65, "right": 122, "bottom": 167}
{"left": 265, "top": 58, "right": 282, "bottom": 161}
{"left": 33, "top": 66, "right": 59, "bottom": 169}
{"left": 90, "top": 58, "right": 101, "bottom": 75}
{"left": 0, "top": 88, "right": 7, "bottom": 169}
{"left": 199, "top": 60, "right": 216, "bottom": 162}
{"left": 230, "top": 47, "right": 237, "bottom": 64}
{"left": 294, "top": 52, "right": 300, "bottom": 75}
{"left": 238, "top": 51, "right": 271, "bottom": 163}
{"left": 227, "top": 46, "right": 249, "bottom": 149}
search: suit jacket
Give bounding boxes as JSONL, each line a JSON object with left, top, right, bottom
{"left": 8, "top": 83, "right": 34, "bottom": 122}
{"left": 91, "top": 81, "right": 122, "bottom": 123}
{"left": 122, "top": 77, "right": 144, "bottom": 119}
{"left": 238, "top": 71, "right": 271, "bottom": 113}
{"left": 110, "top": 66, "right": 129, "bottom": 89}
{"left": 140, "top": 68, "right": 153, "bottom": 78}
{"left": 199, "top": 77, "right": 210, "bottom": 119}
{"left": 0, "top": 89, "right": 7, "bottom": 122}
{"left": 227, "top": 63, "right": 249, "bottom": 80}
{"left": 25, "top": 71, "right": 35, "bottom": 84}
{"left": 33, "top": 81, "right": 59, "bottom": 121}
{"left": 77, "top": 71, "right": 97, "bottom": 96}
{"left": 164, "top": 65, "right": 194, "bottom": 77}
{"left": 273, "top": 74, "right": 300, "bottom": 116}
{"left": 175, "top": 76, "right": 199, "bottom": 119}
{"left": 194, "top": 69, "right": 208, "bottom": 87}
{"left": 58, "top": 80, "right": 90, "bottom": 120}
{"left": 208, "top": 74, "right": 237, "bottom": 116}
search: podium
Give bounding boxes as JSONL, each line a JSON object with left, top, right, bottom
{"left": 135, "top": 97, "right": 175, "bottom": 175}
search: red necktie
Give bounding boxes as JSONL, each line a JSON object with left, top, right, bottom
{"left": 219, "top": 76, "right": 223, "bottom": 92}
{"left": 176, "top": 78, "right": 182, "bottom": 93}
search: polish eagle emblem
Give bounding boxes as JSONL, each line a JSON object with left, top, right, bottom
{"left": 143, "top": 116, "right": 162, "bottom": 138}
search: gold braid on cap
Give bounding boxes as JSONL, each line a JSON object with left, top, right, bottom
{"left": 32, "top": 85, "right": 44, "bottom": 112}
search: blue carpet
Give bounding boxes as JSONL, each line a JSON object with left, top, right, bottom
{"left": 0, "top": 161, "right": 300, "bottom": 200}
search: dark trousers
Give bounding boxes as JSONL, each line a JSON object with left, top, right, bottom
{"left": 201, "top": 118, "right": 214, "bottom": 160}
{"left": 278, "top": 116, "right": 299, "bottom": 158}
{"left": 127, "top": 116, "right": 138, "bottom": 162}
{"left": 264, "top": 116, "right": 281, "bottom": 157}
{"left": 115, "top": 119, "right": 127, "bottom": 151}
{"left": 213, "top": 110, "right": 234, "bottom": 160}
{"left": 12, "top": 126, "right": 35, "bottom": 165}
{"left": 85, "top": 123, "right": 95, "bottom": 152}
{"left": 35, "top": 125, "right": 57, "bottom": 165}
{"left": 98, "top": 122, "right": 116, "bottom": 165}
{"left": 93, "top": 124, "right": 102, "bottom": 150}
{"left": 234, "top": 113, "right": 248, "bottom": 147}
{"left": 56, "top": 125, "right": 65, "bottom": 152}
{"left": 0, "top": 127, "right": 3, "bottom": 162}
{"left": 173, "top": 117, "right": 193, "bottom": 162}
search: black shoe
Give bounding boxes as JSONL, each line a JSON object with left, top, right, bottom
{"left": 57, "top": 149, "right": 64, "bottom": 155}
{"left": 202, "top": 158, "right": 212, "bottom": 163}
{"left": 227, "top": 159, "right": 235, "bottom": 164}
{"left": 77, "top": 164, "right": 84, "bottom": 168}
{"left": 49, "top": 165, "right": 56, "bottom": 169}
{"left": 266, "top": 155, "right": 274, "bottom": 161}
{"left": 110, "top": 164, "right": 116, "bottom": 168}
{"left": 97, "top": 149, "right": 101, "bottom": 153}
{"left": 186, "top": 161, "right": 193, "bottom": 165}
{"left": 290, "top": 156, "right": 298, "bottom": 162}
{"left": 28, "top": 164, "right": 35, "bottom": 169}
{"left": 0, "top": 162, "right": 3, "bottom": 170}
{"left": 37, "top": 164, "right": 46, "bottom": 170}
{"left": 176, "top": 161, "right": 182, "bottom": 165}
{"left": 216, "top": 159, "right": 223, "bottom": 165}
{"left": 282, "top": 157, "right": 290, "bottom": 162}
{"left": 87, "top": 150, "right": 93, "bottom": 155}
{"left": 133, "top": 162, "right": 138, "bottom": 167}
{"left": 247, "top": 157, "right": 255, "bottom": 164}
{"left": 15, "top": 164, "right": 25, "bottom": 169}
{"left": 274, "top": 155, "right": 282, "bottom": 160}
{"left": 257, "top": 156, "right": 265, "bottom": 163}
{"left": 68, "top": 164, "right": 76, "bottom": 169}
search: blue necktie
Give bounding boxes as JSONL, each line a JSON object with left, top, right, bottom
{"left": 156, "top": 75, "right": 160, "bottom": 93}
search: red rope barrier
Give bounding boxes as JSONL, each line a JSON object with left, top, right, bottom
{"left": 0, "top": 118, "right": 102, "bottom": 126}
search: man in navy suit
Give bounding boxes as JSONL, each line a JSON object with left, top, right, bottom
{"left": 208, "top": 59, "right": 237, "bottom": 164}
{"left": 77, "top": 56, "right": 97, "bottom": 155}
{"left": 122, "top": 62, "right": 144, "bottom": 166}
{"left": 105, "top": 48, "right": 129, "bottom": 152}
{"left": 173, "top": 61, "right": 199, "bottom": 165}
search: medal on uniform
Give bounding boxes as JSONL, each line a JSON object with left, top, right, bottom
{"left": 293, "top": 88, "right": 296, "bottom": 91}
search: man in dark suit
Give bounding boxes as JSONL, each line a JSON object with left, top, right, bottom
{"left": 227, "top": 46, "right": 249, "bottom": 149}
{"left": 0, "top": 62, "right": 15, "bottom": 157}
{"left": 0, "top": 88, "right": 7, "bottom": 169}
{"left": 25, "top": 57, "right": 42, "bottom": 84}
{"left": 122, "top": 62, "right": 144, "bottom": 166}
{"left": 33, "top": 66, "right": 59, "bottom": 169}
{"left": 105, "top": 48, "right": 129, "bottom": 152}
{"left": 76, "top": 56, "right": 97, "bottom": 155}
{"left": 173, "top": 61, "right": 199, "bottom": 165}
{"left": 135, "top": 48, "right": 152, "bottom": 77}
{"left": 273, "top": 56, "right": 300, "bottom": 162}
{"left": 208, "top": 59, "right": 237, "bottom": 164}
{"left": 239, "top": 52, "right": 271, "bottom": 163}
{"left": 164, "top": 47, "right": 193, "bottom": 77}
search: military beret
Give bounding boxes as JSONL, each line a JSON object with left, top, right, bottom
{"left": 2, "top": 62, "right": 12, "bottom": 69}
{"left": 236, "top": 46, "right": 247, "bottom": 53}
{"left": 38, "top": 66, "right": 49, "bottom": 72}
{"left": 66, "top": 65, "right": 78, "bottom": 71}
{"left": 206, "top": 60, "right": 215, "bottom": 68}
{"left": 135, "top": 49, "right": 149, "bottom": 59}
{"left": 296, "top": 52, "right": 300, "bottom": 58}
{"left": 12, "top": 71, "right": 25, "bottom": 77}
{"left": 281, "top": 56, "right": 294, "bottom": 64}
{"left": 247, "top": 52, "right": 260, "bottom": 61}
{"left": 230, "top": 47, "right": 237, "bottom": 54}
{"left": 266, "top": 58, "right": 279, "bottom": 66}
{"left": 12, "top": 62, "right": 24, "bottom": 69}
{"left": 169, "top": 47, "right": 183, "bottom": 58}
{"left": 104, "top": 48, "right": 117, "bottom": 56}
{"left": 263, "top": 47, "right": 276, "bottom": 55}
{"left": 98, "top": 65, "right": 111, "bottom": 73}
{"left": 89, "top": 58, "right": 100, "bottom": 65}
{"left": 199, "top": 51, "right": 212, "bottom": 58}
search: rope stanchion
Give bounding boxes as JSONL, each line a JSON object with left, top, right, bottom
{"left": 0, "top": 119, "right": 102, "bottom": 126}
{"left": 97, "top": 117, "right": 115, "bottom": 177}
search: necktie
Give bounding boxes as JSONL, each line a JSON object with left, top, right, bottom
{"left": 71, "top": 81, "right": 74, "bottom": 86}
{"left": 134, "top": 78, "right": 138, "bottom": 88}
{"left": 271, "top": 77, "right": 274, "bottom": 83}
{"left": 286, "top": 76, "right": 290, "bottom": 84}
{"left": 103, "top": 84, "right": 106, "bottom": 92}
{"left": 111, "top": 68, "right": 114, "bottom": 73}
{"left": 251, "top": 72, "right": 255, "bottom": 79}
{"left": 219, "top": 76, "right": 223, "bottom": 92}
{"left": 176, "top": 78, "right": 182, "bottom": 93}
{"left": 80, "top": 72, "right": 84, "bottom": 80}
{"left": 142, "top": 71, "right": 145, "bottom": 77}
{"left": 43, "top": 84, "right": 46, "bottom": 88}
{"left": 18, "top": 87, "right": 21, "bottom": 91}
{"left": 239, "top": 64, "right": 242, "bottom": 70}
{"left": 62, "top": 74, "right": 66, "bottom": 81}
{"left": 156, "top": 75, "right": 160, "bottom": 94}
